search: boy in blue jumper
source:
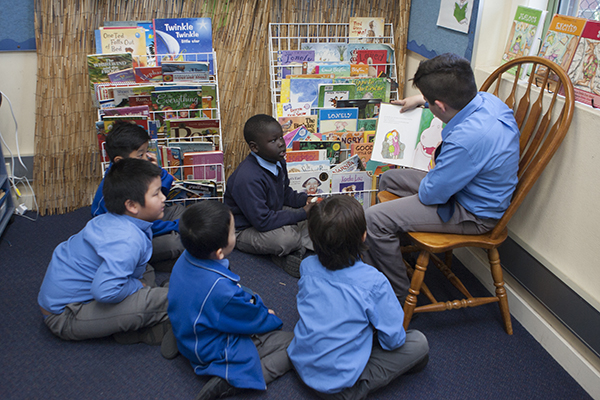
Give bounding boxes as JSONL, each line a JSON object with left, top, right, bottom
{"left": 92, "top": 121, "right": 185, "bottom": 265}
{"left": 224, "top": 114, "right": 314, "bottom": 278}
{"left": 168, "top": 200, "right": 294, "bottom": 400}
{"left": 38, "top": 158, "right": 170, "bottom": 344}
{"left": 288, "top": 195, "right": 430, "bottom": 400}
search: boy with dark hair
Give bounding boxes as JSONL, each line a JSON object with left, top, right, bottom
{"left": 92, "top": 121, "right": 185, "bottom": 265}
{"left": 223, "top": 114, "right": 315, "bottom": 278}
{"left": 168, "top": 201, "right": 294, "bottom": 400}
{"left": 288, "top": 195, "right": 429, "bottom": 400}
{"left": 38, "top": 158, "right": 170, "bottom": 344}
{"left": 361, "top": 52, "right": 520, "bottom": 301}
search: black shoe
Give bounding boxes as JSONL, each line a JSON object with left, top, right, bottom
{"left": 113, "top": 319, "right": 171, "bottom": 346}
{"left": 160, "top": 324, "right": 179, "bottom": 359}
{"left": 195, "top": 376, "right": 242, "bottom": 400}
{"left": 271, "top": 250, "right": 303, "bottom": 278}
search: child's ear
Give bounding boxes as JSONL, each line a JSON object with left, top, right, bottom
{"left": 362, "top": 231, "right": 367, "bottom": 242}
{"left": 113, "top": 155, "right": 124, "bottom": 163}
{"left": 124, "top": 199, "right": 140, "bottom": 216}
{"left": 248, "top": 141, "right": 258, "bottom": 153}
{"left": 213, "top": 248, "right": 225, "bottom": 260}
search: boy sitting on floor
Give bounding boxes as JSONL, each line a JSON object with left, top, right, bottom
{"left": 223, "top": 114, "right": 315, "bottom": 278}
{"left": 167, "top": 200, "right": 294, "bottom": 400}
{"left": 287, "top": 195, "right": 430, "bottom": 400}
{"left": 38, "top": 158, "right": 170, "bottom": 344}
{"left": 92, "top": 121, "right": 185, "bottom": 265}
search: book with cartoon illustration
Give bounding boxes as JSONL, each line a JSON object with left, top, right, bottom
{"left": 331, "top": 171, "right": 373, "bottom": 209}
{"left": 317, "top": 84, "right": 357, "bottom": 108}
{"left": 318, "top": 108, "right": 359, "bottom": 134}
{"left": 349, "top": 17, "right": 385, "bottom": 44}
{"left": 565, "top": 19, "right": 600, "bottom": 107}
{"left": 371, "top": 104, "right": 443, "bottom": 172}
{"left": 501, "top": 6, "right": 547, "bottom": 75}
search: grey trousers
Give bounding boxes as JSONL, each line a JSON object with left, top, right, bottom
{"left": 361, "top": 169, "right": 497, "bottom": 298}
{"left": 150, "top": 203, "right": 186, "bottom": 264}
{"left": 235, "top": 220, "right": 313, "bottom": 257}
{"left": 309, "top": 330, "right": 429, "bottom": 400}
{"left": 43, "top": 265, "right": 169, "bottom": 341}
{"left": 252, "top": 330, "right": 294, "bottom": 385}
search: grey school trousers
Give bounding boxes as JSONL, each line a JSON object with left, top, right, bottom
{"left": 235, "top": 220, "right": 313, "bottom": 257}
{"left": 150, "top": 203, "right": 186, "bottom": 264}
{"left": 43, "top": 265, "right": 169, "bottom": 341}
{"left": 253, "top": 330, "right": 295, "bottom": 385}
{"left": 308, "top": 330, "right": 429, "bottom": 400}
{"left": 361, "top": 169, "right": 497, "bottom": 299}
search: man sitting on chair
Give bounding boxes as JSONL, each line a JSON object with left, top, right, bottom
{"left": 361, "top": 53, "right": 520, "bottom": 303}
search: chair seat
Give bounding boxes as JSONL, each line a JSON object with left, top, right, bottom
{"left": 408, "top": 227, "right": 508, "bottom": 253}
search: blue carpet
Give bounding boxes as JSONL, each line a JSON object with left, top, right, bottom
{"left": 0, "top": 207, "right": 592, "bottom": 400}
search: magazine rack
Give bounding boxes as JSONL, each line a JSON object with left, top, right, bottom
{"left": 267, "top": 22, "right": 400, "bottom": 117}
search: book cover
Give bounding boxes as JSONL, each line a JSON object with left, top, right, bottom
{"left": 300, "top": 43, "right": 350, "bottom": 62}
{"left": 331, "top": 171, "right": 373, "bottom": 209}
{"left": 289, "top": 77, "right": 334, "bottom": 107}
{"left": 129, "top": 95, "right": 153, "bottom": 107}
{"left": 285, "top": 150, "right": 328, "bottom": 163}
{"left": 103, "top": 105, "right": 150, "bottom": 117}
{"left": 183, "top": 151, "right": 224, "bottom": 181}
{"left": 318, "top": 108, "right": 359, "bottom": 133}
{"left": 167, "top": 118, "right": 220, "bottom": 149}
{"left": 371, "top": 105, "right": 443, "bottom": 172}
{"left": 112, "top": 85, "right": 155, "bottom": 107}
{"left": 288, "top": 170, "right": 332, "bottom": 195}
{"left": 325, "top": 131, "right": 364, "bottom": 150}
{"left": 134, "top": 66, "right": 163, "bottom": 83}
{"left": 317, "top": 83, "right": 357, "bottom": 108}
{"left": 286, "top": 160, "right": 330, "bottom": 173}
{"left": 103, "top": 20, "right": 156, "bottom": 66}
{"left": 348, "top": 43, "right": 395, "bottom": 64}
{"left": 151, "top": 89, "right": 202, "bottom": 119}
{"left": 351, "top": 63, "right": 370, "bottom": 76}
{"left": 153, "top": 18, "right": 213, "bottom": 61}
{"left": 99, "top": 27, "right": 147, "bottom": 67}
{"left": 278, "top": 116, "right": 318, "bottom": 134}
{"left": 108, "top": 68, "right": 136, "bottom": 83}
{"left": 293, "top": 140, "right": 342, "bottom": 165}
{"left": 278, "top": 50, "right": 315, "bottom": 78}
{"left": 357, "top": 118, "right": 378, "bottom": 131}
{"left": 168, "top": 141, "right": 214, "bottom": 153}
{"left": 351, "top": 142, "right": 374, "bottom": 167}
{"left": 103, "top": 118, "right": 149, "bottom": 134}
{"left": 168, "top": 180, "right": 218, "bottom": 200}
{"left": 87, "top": 53, "right": 134, "bottom": 91}
{"left": 283, "top": 126, "right": 316, "bottom": 148}
{"left": 349, "top": 17, "right": 385, "bottom": 44}
{"left": 566, "top": 20, "right": 600, "bottom": 107}
{"left": 534, "top": 14, "right": 587, "bottom": 92}
{"left": 161, "top": 61, "right": 210, "bottom": 82}
{"left": 336, "top": 98, "right": 382, "bottom": 119}
{"left": 338, "top": 77, "right": 390, "bottom": 102}
{"left": 165, "top": 146, "right": 183, "bottom": 180}
{"left": 277, "top": 102, "right": 313, "bottom": 117}
{"left": 355, "top": 49, "right": 388, "bottom": 77}
{"left": 501, "top": 6, "right": 547, "bottom": 74}
{"left": 307, "top": 62, "right": 352, "bottom": 77}
{"left": 201, "top": 84, "right": 217, "bottom": 118}
{"left": 330, "top": 154, "right": 361, "bottom": 173}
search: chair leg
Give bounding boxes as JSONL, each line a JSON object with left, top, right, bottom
{"left": 488, "top": 248, "right": 513, "bottom": 335}
{"left": 403, "top": 250, "right": 429, "bottom": 330}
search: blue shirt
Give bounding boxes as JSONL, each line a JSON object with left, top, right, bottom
{"left": 287, "top": 255, "right": 406, "bottom": 394}
{"left": 91, "top": 164, "right": 178, "bottom": 236}
{"left": 167, "top": 252, "right": 284, "bottom": 390}
{"left": 38, "top": 213, "right": 153, "bottom": 314}
{"left": 419, "top": 92, "right": 520, "bottom": 219}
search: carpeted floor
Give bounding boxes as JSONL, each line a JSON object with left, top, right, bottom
{"left": 0, "top": 207, "right": 592, "bottom": 400}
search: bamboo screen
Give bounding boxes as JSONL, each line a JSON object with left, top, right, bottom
{"left": 33, "top": 0, "right": 410, "bottom": 215}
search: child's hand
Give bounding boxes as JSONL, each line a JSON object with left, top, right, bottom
{"left": 392, "top": 95, "right": 426, "bottom": 113}
{"left": 303, "top": 201, "right": 316, "bottom": 214}
{"left": 268, "top": 309, "right": 276, "bottom": 315}
{"left": 146, "top": 151, "right": 158, "bottom": 165}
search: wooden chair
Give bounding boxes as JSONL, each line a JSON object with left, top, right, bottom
{"left": 377, "top": 56, "right": 575, "bottom": 334}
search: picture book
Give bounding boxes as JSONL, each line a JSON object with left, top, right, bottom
{"left": 283, "top": 126, "right": 318, "bottom": 148}
{"left": 183, "top": 151, "right": 224, "bottom": 181}
{"left": 286, "top": 150, "right": 328, "bottom": 163}
{"left": 167, "top": 118, "right": 220, "bottom": 149}
{"left": 288, "top": 170, "right": 331, "bottom": 195}
{"left": 278, "top": 50, "right": 315, "bottom": 78}
{"left": 371, "top": 105, "right": 443, "bottom": 172}
{"left": 534, "top": 14, "right": 586, "bottom": 92}
{"left": 112, "top": 85, "right": 155, "bottom": 107}
{"left": 153, "top": 18, "right": 213, "bottom": 59}
{"left": 349, "top": 17, "right": 385, "bottom": 44}
{"left": 99, "top": 27, "right": 147, "bottom": 67}
{"left": 168, "top": 141, "right": 214, "bottom": 154}
{"left": 337, "top": 98, "right": 382, "bottom": 119}
{"left": 293, "top": 140, "right": 342, "bottom": 165}
{"left": 129, "top": 95, "right": 153, "bottom": 107}
{"left": 351, "top": 63, "right": 370, "bottom": 76}
{"left": 501, "top": 6, "right": 548, "bottom": 74}
{"left": 161, "top": 61, "right": 210, "bottom": 82}
{"left": 103, "top": 105, "right": 150, "bottom": 118}
{"left": 307, "top": 62, "right": 352, "bottom": 77}
{"left": 103, "top": 20, "right": 156, "bottom": 66}
{"left": 280, "top": 79, "right": 291, "bottom": 103}
{"left": 151, "top": 89, "right": 202, "bottom": 119}
{"left": 331, "top": 171, "right": 373, "bottom": 209}
{"left": 134, "top": 66, "right": 163, "bottom": 83}
{"left": 87, "top": 53, "right": 134, "bottom": 91}
{"left": 102, "top": 118, "right": 148, "bottom": 134}
{"left": 200, "top": 84, "right": 217, "bottom": 118}
{"left": 286, "top": 159, "right": 330, "bottom": 173}
{"left": 363, "top": 130, "right": 376, "bottom": 143}
{"left": 108, "top": 68, "right": 136, "bottom": 83}
{"left": 317, "top": 84, "right": 357, "bottom": 108}
{"left": 300, "top": 43, "right": 350, "bottom": 62}
{"left": 167, "top": 146, "right": 183, "bottom": 180}
{"left": 289, "top": 77, "right": 334, "bottom": 107}
{"left": 566, "top": 20, "right": 600, "bottom": 107}
{"left": 325, "top": 131, "right": 364, "bottom": 149}
{"left": 168, "top": 180, "right": 218, "bottom": 201}
{"left": 348, "top": 43, "right": 395, "bottom": 65}
{"left": 357, "top": 118, "right": 378, "bottom": 131}
{"left": 346, "top": 77, "right": 390, "bottom": 102}
{"left": 330, "top": 154, "right": 361, "bottom": 174}
{"left": 278, "top": 116, "right": 318, "bottom": 134}
{"left": 318, "top": 108, "right": 359, "bottom": 133}
{"left": 355, "top": 49, "right": 388, "bottom": 77}
{"left": 277, "top": 102, "right": 313, "bottom": 117}
{"left": 351, "top": 142, "right": 374, "bottom": 168}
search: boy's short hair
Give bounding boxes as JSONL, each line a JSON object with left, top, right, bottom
{"left": 412, "top": 53, "right": 477, "bottom": 111}
{"left": 179, "top": 201, "right": 232, "bottom": 259}
{"left": 105, "top": 121, "right": 151, "bottom": 162}
{"left": 308, "top": 195, "right": 367, "bottom": 271}
{"left": 103, "top": 158, "right": 162, "bottom": 215}
{"left": 243, "top": 114, "right": 278, "bottom": 144}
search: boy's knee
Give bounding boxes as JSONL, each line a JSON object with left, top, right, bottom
{"left": 405, "top": 329, "right": 429, "bottom": 356}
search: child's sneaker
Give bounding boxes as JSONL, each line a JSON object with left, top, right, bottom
{"left": 271, "top": 249, "right": 303, "bottom": 278}
{"left": 160, "top": 324, "right": 179, "bottom": 359}
{"left": 113, "top": 319, "right": 171, "bottom": 345}
{"left": 195, "top": 376, "right": 242, "bottom": 400}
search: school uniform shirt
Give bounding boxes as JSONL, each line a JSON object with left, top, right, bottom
{"left": 91, "top": 164, "right": 178, "bottom": 236}
{"left": 419, "top": 91, "right": 520, "bottom": 220}
{"left": 38, "top": 213, "right": 152, "bottom": 314}
{"left": 167, "top": 251, "right": 284, "bottom": 390}
{"left": 287, "top": 255, "right": 406, "bottom": 394}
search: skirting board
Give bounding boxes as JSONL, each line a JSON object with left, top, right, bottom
{"left": 454, "top": 247, "right": 600, "bottom": 400}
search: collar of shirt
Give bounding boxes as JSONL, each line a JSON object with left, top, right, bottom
{"left": 119, "top": 213, "right": 154, "bottom": 240}
{"left": 441, "top": 92, "right": 483, "bottom": 141}
{"left": 183, "top": 251, "right": 240, "bottom": 282}
{"left": 251, "top": 152, "right": 281, "bottom": 176}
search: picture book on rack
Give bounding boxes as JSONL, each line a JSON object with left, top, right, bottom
{"left": 566, "top": 20, "right": 600, "bottom": 107}
{"left": 349, "top": 17, "right": 385, "bottom": 43}
{"left": 371, "top": 104, "right": 443, "bottom": 172}
{"left": 98, "top": 26, "right": 148, "bottom": 67}
{"left": 153, "top": 18, "right": 213, "bottom": 72}
{"left": 501, "top": 6, "right": 547, "bottom": 74}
